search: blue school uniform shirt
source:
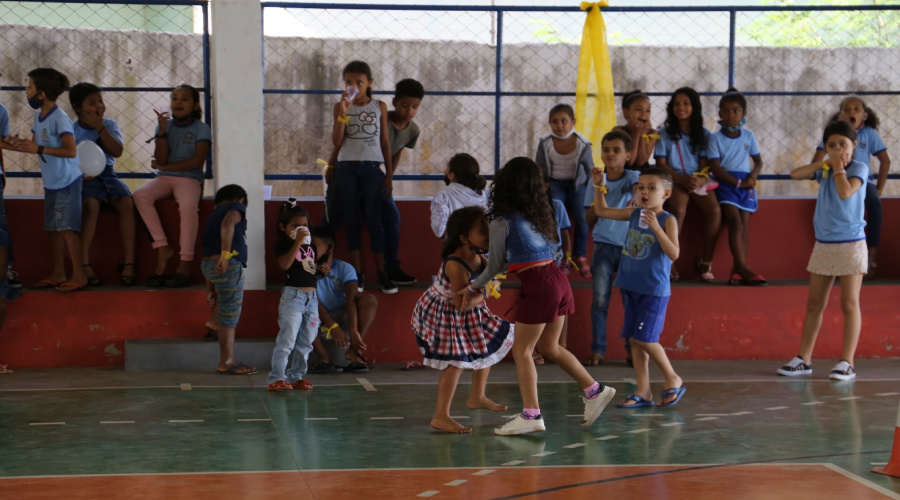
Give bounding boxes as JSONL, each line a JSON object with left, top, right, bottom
{"left": 817, "top": 126, "right": 885, "bottom": 180}
{"left": 316, "top": 259, "right": 358, "bottom": 312}
{"left": 0, "top": 104, "right": 8, "bottom": 174}
{"left": 813, "top": 159, "right": 868, "bottom": 243}
{"left": 584, "top": 170, "right": 640, "bottom": 246}
{"left": 707, "top": 129, "right": 761, "bottom": 173}
{"left": 552, "top": 198, "right": 571, "bottom": 245}
{"left": 654, "top": 128, "right": 710, "bottom": 175}
{"left": 73, "top": 118, "right": 122, "bottom": 169}
{"left": 154, "top": 118, "right": 211, "bottom": 182}
{"left": 31, "top": 106, "right": 81, "bottom": 190}
{"left": 201, "top": 202, "right": 248, "bottom": 266}
{"left": 614, "top": 209, "right": 674, "bottom": 297}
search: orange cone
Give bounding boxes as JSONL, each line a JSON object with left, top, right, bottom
{"left": 873, "top": 399, "right": 900, "bottom": 477}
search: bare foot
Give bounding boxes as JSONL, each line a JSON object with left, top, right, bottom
{"left": 430, "top": 416, "right": 472, "bottom": 433}
{"left": 155, "top": 246, "right": 176, "bottom": 275}
{"left": 467, "top": 396, "right": 508, "bottom": 412}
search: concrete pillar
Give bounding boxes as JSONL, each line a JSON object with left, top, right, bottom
{"left": 209, "top": 0, "right": 265, "bottom": 290}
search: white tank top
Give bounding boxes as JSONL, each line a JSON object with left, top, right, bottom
{"left": 548, "top": 143, "right": 578, "bottom": 180}
{"left": 337, "top": 99, "right": 385, "bottom": 163}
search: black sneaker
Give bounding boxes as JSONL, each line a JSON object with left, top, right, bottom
{"left": 357, "top": 272, "right": 365, "bottom": 293}
{"left": 389, "top": 268, "right": 416, "bottom": 286}
{"left": 378, "top": 271, "right": 398, "bottom": 294}
{"left": 6, "top": 268, "right": 22, "bottom": 289}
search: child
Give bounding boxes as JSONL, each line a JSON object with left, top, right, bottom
{"left": 430, "top": 153, "right": 488, "bottom": 237}
{"left": 0, "top": 98, "right": 21, "bottom": 289}
{"left": 0, "top": 227, "right": 22, "bottom": 374}
{"left": 413, "top": 206, "right": 514, "bottom": 433}
{"left": 460, "top": 157, "right": 615, "bottom": 436}
{"left": 654, "top": 87, "right": 720, "bottom": 282}
{"left": 309, "top": 225, "right": 378, "bottom": 373}
{"left": 69, "top": 82, "right": 136, "bottom": 286}
{"left": 200, "top": 184, "right": 256, "bottom": 375}
{"left": 810, "top": 96, "right": 890, "bottom": 279}
{"left": 778, "top": 121, "right": 868, "bottom": 381}
{"left": 332, "top": 61, "right": 396, "bottom": 294}
{"left": 531, "top": 195, "right": 572, "bottom": 366}
{"left": 535, "top": 104, "right": 594, "bottom": 278}
{"left": 592, "top": 167, "right": 685, "bottom": 408}
{"left": 268, "top": 200, "right": 319, "bottom": 391}
{"left": 706, "top": 88, "right": 766, "bottom": 286}
{"left": 133, "top": 84, "right": 210, "bottom": 288}
{"left": 12, "top": 68, "right": 87, "bottom": 292}
{"left": 583, "top": 130, "right": 641, "bottom": 366}
{"left": 613, "top": 90, "right": 658, "bottom": 170}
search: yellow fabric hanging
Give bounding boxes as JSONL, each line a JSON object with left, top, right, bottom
{"left": 576, "top": 1, "right": 616, "bottom": 171}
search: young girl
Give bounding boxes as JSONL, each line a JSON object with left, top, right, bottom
{"left": 460, "top": 157, "right": 615, "bottom": 436}
{"left": 430, "top": 153, "right": 488, "bottom": 237}
{"left": 133, "top": 84, "right": 210, "bottom": 287}
{"left": 778, "top": 121, "right": 868, "bottom": 381}
{"left": 412, "top": 206, "right": 515, "bottom": 433}
{"left": 69, "top": 83, "right": 136, "bottom": 286}
{"left": 654, "top": 87, "right": 720, "bottom": 282}
{"left": 810, "top": 96, "right": 890, "bottom": 279}
{"left": 268, "top": 200, "right": 319, "bottom": 391}
{"left": 613, "top": 90, "right": 658, "bottom": 170}
{"left": 332, "top": 61, "right": 395, "bottom": 294}
{"left": 706, "top": 88, "right": 766, "bottom": 286}
{"left": 535, "top": 104, "right": 594, "bottom": 278}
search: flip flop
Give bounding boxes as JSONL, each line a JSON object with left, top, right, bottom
{"left": 55, "top": 282, "right": 87, "bottom": 293}
{"left": 343, "top": 361, "right": 369, "bottom": 373}
{"left": 32, "top": 279, "right": 61, "bottom": 289}
{"left": 746, "top": 274, "right": 767, "bottom": 286}
{"left": 401, "top": 361, "right": 425, "bottom": 371}
{"left": 216, "top": 362, "right": 257, "bottom": 375}
{"left": 0, "top": 364, "right": 12, "bottom": 374}
{"left": 616, "top": 394, "right": 654, "bottom": 408}
{"left": 728, "top": 273, "right": 744, "bottom": 286}
{"left": 657, "top": 386, "right": 686, "bottom": 407}
{"left": 582, "top": 353, "right": 603, "bottom": 366}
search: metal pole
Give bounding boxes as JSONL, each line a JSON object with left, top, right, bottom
{"left": 728, "top": 10, "right": 736, "bottom": 89}
{"left": 494, "top": 10, "right": 503, "bottom": 173}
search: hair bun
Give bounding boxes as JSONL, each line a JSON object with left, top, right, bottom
{"left": 725, "top": 87, "right": 740, "bottom": 93}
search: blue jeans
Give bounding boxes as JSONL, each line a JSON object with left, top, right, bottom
{"left": 549, "top": 179, "right": 589, "bottom": 257}
{"left": 590, "top": 242, "right": 630, "bottom": 356}
{"left": 334, "top": 161, "right": 385, "bottom": 252}
{"left": 322, "top": 185, "right": 401, "bottom": 273}
{"left": 0, "top": 176, "right": 12, "bottom": 264}
{"left": 865, "top": 182, "right": 881, "bottom": 247}
{"left": 268, "top": 288, "right": 320, "bottom": 384}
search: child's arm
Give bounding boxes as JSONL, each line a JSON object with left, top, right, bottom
{"left": 874, "top": 150, "right": 891, "bottom": 195}
{"left": 468, "top": 218, "right": 509, "bottom": 290}
{"left": 446, "top": 260, "right": 482, "bottom": 311}
{"left": 706, "top": 158, "right": 738, "bottom": 188}
{"left": 430, "top": 195, "right": 449, "bottom": 237}
{"left": 743, "top": 155, "right": 764, "bottom": 189}
{"left": 332, "top": 94, "right": 351, "bottom": 147}
{"left": 391, "top": 149, "right": 403, "bottom": 173}
{"left": 155, "top": 142, "right": 210, "bottom": 172}
{"left": 791, "top": 160, "right": 826, "bottom": 181}
{"left": 82, "top": 113, "right": 123, "bottom": 158}
{"left": 633, "top": 126, "right": 657, "bottom": 167}
{"left": 562, "top": 228, "right": 572, "bottom": 256}
{"left": 215, "top": 209, "right": 242, "bottom": 274}
{"left": 318, "top": 304, "right": 350, "bottom": 350}
{"left": 647, "top": 213, "right": 680, "bottom": 261}
{"left": 590, "top": 169, "right": 634, "bottom": 220}
{"left": 152, "top": 110, "right": 170, "bottom": 165}
{"left": 585, "top": 207, "right": 598, "bottom": 227}
{"left": 379, "top": 101, "right": 393, "bottom": 197}
{"left": 276, "top": 227, "right": 309, "bottom": 270}
{"left": 342, "top": 283, "right": 367, "bottom": 352}
{"left": 832, "top": 154, "right": 864, "bottom": 200}
{"left": 15, "top": 133, "right": 76, "bottom": 158}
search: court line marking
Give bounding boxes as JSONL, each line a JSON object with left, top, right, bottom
{"left": 871, "top": 462, "right": 888, "bottom": 465}
{"left": 837, "top": 396, "right": 862, "bottom": 400}
{"left": 29, "top": 422, "right": 65, "bottom": 426}
{"left": 622, "top": 378, "right": 637, "bottom": 385}
{"left": 659, "top": 422, "right": 685, "bottom": 427}
{"left": 532, "top": 451, "right": 556, "bottom": 457}
{"left": 305, "top": 417, "right": 338, "bottom": 421}
{"left": 764, "top": 406, "right": 789, "bottom": 410}
{"left": 370, "top": 417, "right": 404, "bottom": 420}
{"left": 565, "top": 414, "right": 582, "bottom": 418}
{"left": 626, "top": 428, "right": 652, "bottom": 434}
{"left": 696, "top": 413, "right": 729, "bottom": 417}
{"left": 417, "top": 491, "right": 440, "bottom": 498}
{"left": 823, "top": 463, "right": 900, "bottom": 500}
{"left": 180, "top": 383, "right": 192, "bottom": 391}
{"left": 875, "top": 392, "right": 900, "bottom": 397}
{"left": 473, "top": 470, "right": 496, "bottom": 476}
{"left": 595, "top": 435, "right": 618, "bottom": 440}
{"left": 450, "top": 416, "right": 470, "bottom": 419}
{"left": 501, "top": 460, "right": 526, "bottom": 466}
{"left": 168, "top": 419, "right": 203, "bottom": 423}
{"left": 802, "top": 401, "right": 825, "bottom": 406}
{"left": 562, "top": 443, "right": 586, "bottom": 449}
{"left": 237, "top": 418, "right": 272, "bottom": 422}
{"left": 730, "top": 411, "right": 753, "bottom": 416}
{"left": 357, "top": 378, "right": 376, "bottom": 392}
{"left": 629, "top": 414, "right": 663, "bottom": 417}
{"left": 695, "top": 417, "right": 719, "bottom": 421}
{"left": 100, "top": 421, "right": 135, "bottom": 424}
{"left": 444, "top": 479, "right": 467, "bottom": 486}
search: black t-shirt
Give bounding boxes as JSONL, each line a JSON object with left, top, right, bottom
{"left": 274, "top": 240, "right": 318, "bottom": 288}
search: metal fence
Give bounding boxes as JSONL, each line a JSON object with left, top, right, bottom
{"left": 0, "top": 0, "right": 210, "bottom": 190}
{"left": 260, "top": 2, "right": 900, "bottom": 198}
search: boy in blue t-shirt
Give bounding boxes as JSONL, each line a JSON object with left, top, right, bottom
{"left": 593, "top": 167, "right": 685, "bottom": 409}
{"left": 0, "top": 101, "right": 21, "bottom": 289}
{"left": 9, "top": 68, "right": 87, "bottom": 292}
{"left": 310, "top": 226, "right": 378, "bottom": 373}
{"left": 584, "top": 130, "right": 641, "bottom": 366}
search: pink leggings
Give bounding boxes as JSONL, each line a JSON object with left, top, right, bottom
{"left": 133, "top": 176, "right": 202, "bottom": 261}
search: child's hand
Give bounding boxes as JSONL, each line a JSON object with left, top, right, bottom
{"left": 332, "top": 326, "right": 349, "bottom": 349}
{"left": 338, "top": 92, "right": 352, "bottom": 116}
{"left": 324, "top": 166, "right": 335, "bottom": 185}
{"left": 215, "top": 256, "right": 229, "bottom": 274}
{"left": 590, "top": 167, "right": 604, "bottom": 186}
{"left": 640, "top": 209, "right": 661, "bottom": 232}
{"left": 153, "top": 109, "right": 169, "bottom": 130}
{"left": 383, "top": 177, "right": 393, "bottom": 198}
{"left": 293, "top": 226, "right": 310, "bottom": 242}
{"left": 150, "top": 159, "right": 159, "bottom": 170}
{"left": 206, "top": 289, "right": 218, "bottom": 309}
{"left": 740, "top": 177, "right": 757, "bottom": 189}
{"left": 559, "top": 259, "right": 572, "bottom": 276}
{"left": 317, "top": 262, "right": 332, "bottom": 275}
{"left": 350, "top": 332, "right": 368, "bottom": 353}
{"left": 14, "top": 138, "right": 38, "bottom": 154}
{"left": 626, "top": 198, "right": 642, "bottom": 208}
{"left": 826, "top": 151, "right": 851, "bottom": 170}
{"left": 83, "top": 174, "right": 95, "bottom": 181}
{"left": 82, "top": 109, "right": 104, "bottom": 130}
{"left": 455, "top": 287, "right": 483, "bottom": 311}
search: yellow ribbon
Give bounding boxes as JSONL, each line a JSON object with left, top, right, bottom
{"left": 693, "top": 167, "right": 710, "bottom": 178}
{"left": 320, "top": 322, "right": 339, "bottom": 340}
{"left": 221, "top": 250, "right": 239, "bottom": 260}
{"left": 576, "top": 1, "right": 616, "bottom": 169}
{"left": 821, "top": 162, "right": 830, "bottom": 179}
{"left": 337, "top": 115, "right": 349, "bottom": 125}
{"left": 641, "top": 133, "right": 660, "bottom": 144}
{"left": 484, "top": 274, "right": 507, "bottom": 299}
{"left": 316, "top": 158, "right": 332, "bottom": 173}
{"left": 878, "top": 188, "right": 884, "bottom": 196}
{"left": 566, "top": 252, "right": 582, "bottom": 271}
{"left": 594, "top": 183, "right": 609, "bottom": 194}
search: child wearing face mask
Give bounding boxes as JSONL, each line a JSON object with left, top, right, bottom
{"left": 430, "top": 153, "right": 489, "bottom": 237}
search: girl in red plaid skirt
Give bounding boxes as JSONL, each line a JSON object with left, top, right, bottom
{"left": 412, "top": 206, "right": 514, "bottom": 433}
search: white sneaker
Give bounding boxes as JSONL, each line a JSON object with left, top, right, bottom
{"left": 777, "top": 356, "right": 812, "bottom": 376}
{"left": 582, "top": 385, "right": 616, "bottom": 427}
{"left": 494, "top": 413, "right": 546, "bottom": 436}
{"left": 829, "top": 360, "right": 856, "bottom": 381}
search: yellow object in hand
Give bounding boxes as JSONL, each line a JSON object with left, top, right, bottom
{"left": 337, "top": 115, "right": 350, "bottom": 125}
{"left": 641, "top": 133, "right": 660, "bottom": 144}
{"left": 320, "top": 322, "right": 339, "bottom": 340}
{"left": 485, "top": 280, "right": 502, "bottom": 299}
{"left": 693, "top": 167, "right": 710, "bottom": 179}
{"left": 821, "top": 162, "right": 830, "bottom": 179}
{"left": 221, "top": 250, "right": 239, "bottom": 260}
{"left": 317, "top": 158, "right": 332, "bottom": 173}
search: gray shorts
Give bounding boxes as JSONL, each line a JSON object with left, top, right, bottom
{"left": 44, "top": 179, "right": 82, "bottom": 232}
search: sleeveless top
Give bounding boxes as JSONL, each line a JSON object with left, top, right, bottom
{"left": 614, "top": 209, "right": 674, "bottom": 297}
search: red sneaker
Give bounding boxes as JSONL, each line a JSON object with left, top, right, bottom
{"left": 268, "top": 380, "right": 292, "bottom": 391}
{"left": 291, "top": 380, "right": 313, "bottom": 390}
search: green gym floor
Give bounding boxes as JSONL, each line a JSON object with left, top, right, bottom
{"left": 1, "top": 360, "right": 899, "bottom": 499}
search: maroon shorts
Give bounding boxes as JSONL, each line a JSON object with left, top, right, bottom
{"left": 514, "top": 263, "right": 575, "bottom": 325}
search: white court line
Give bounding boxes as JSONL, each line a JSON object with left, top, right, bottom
{"left": 622, "top": 378, "right": 638, "bottom": 385}
{"left": 444, "top": 479, "right": 467, "bottom": 486}
{"left": 180, "top": 383, "right": 191, "bottom": 391}
{"left": 696, "top": 414, "right": 729, "bottom": 417}
{"left": 838, "top": 396, "right": 862, "bottom": 401}
{"left": 168, "top": 420, "right": 203, "bottom": 423}
{"left": 450, "top": 416, "right": 470, "bottom": 419}
{"left": 764, "top": 406, "right": 789, "bottom": 411}
{"left": 629, "top": 414, "right": 663, "bottom": 417}
{"left": 305, "top": 418, "right": 338, "bottom": 421}
{"left": 566, "top": 414, "right": 582, "bottom": 418}
{"left": 237, "top": 418, "right": 271, "bottom": 422}
{"left": 370, "top": 417, "right": 404, "bottom": 420}
{"left": 472, "top": 469, "right": 495, "bottom": 476}
{"left": 871, "top": 462, "right": 888, "bottom": 465}
{"left": 876, "top": 392, "right": 900, "bottom": 397}
{"left": 695, "top": 417, "right": 719, "bottom": 421}
{"left": 100, "top": 421, "right": 135, "bottom": 424}
{"left": 417, "top": 491, "right": 440, "bottom": 498}
{"left": 562, "top": 443, "right": 587, "bottom": 449}
{"left": 626, "top": 428, "right": 652, "bottom": 434}
{"left": 357, "top": 377, "right": 376, "bottom": 392}
{"left": 29, "top": 422, "right": 65, "bottom": 426}
{"left": 801, "top": 401, "right": 825, "bottom": 406}
{"left": 596, "top": 435, "right": 619, "bottom": 440}
{"left": 823, "top": 463, "right": 900, "bottom": 500}
{"left": 660, "top": 422, "right": 685, "bottom": 427}
{"left": 730, "top": 411, "right": 753, "bottom": 416}
{"left": 501, "top": 460, "right": 526, "bottom": 466}
{"left": 532, "top": 451, "right": 556, "bottom": 457}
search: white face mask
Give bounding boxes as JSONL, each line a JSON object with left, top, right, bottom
{"left": 551, "top": 129, "right": 575, "bottom": 140}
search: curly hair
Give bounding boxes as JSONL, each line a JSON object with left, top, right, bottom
{"left": 827, "top": 95, "right": 879, "bottom": 130}
{"left": 486, "top": 157, "right": 558, "bottom": 244}
{"left": 663, "top": 87, "right": 706, "bottom": 156}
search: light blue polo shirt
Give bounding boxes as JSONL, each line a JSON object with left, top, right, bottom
{"left": 707, "top": 129, "right": 761, "bottom": 173}
{"left": 654, "top": 128, "right": 710, "bottom": 175}
{"left": 316, "top": 259, "right": 358, "bottom": 312}
{"left": 585, "top": 169, "right": 640, "bottom": 246}
{"left": 813, "top": 159, "right": 868, "bottom": 243}
{"left": 31, "top": 106, "right": 81, "bottom": 190}
{"left": 154, "top": 118, "right": 211, "bottom": 182}
{"left": 0, "top": 104, "right": 8, "bottom": 174}
{"left": 74, "top": 117, "right": 122, "bottom": 167}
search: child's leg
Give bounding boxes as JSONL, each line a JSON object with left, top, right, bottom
{"left": 202, "top": 261, "right": 251, "bottom": 372}
{"left": 692, "top": 191, "right": 721, "bottom": 265}
{"left": 381, "top": 195, "right": 402, "bottom": 276}
{"left": 80, "top": 197, "right": 101, "bottom": 275}
{"left": 171, "top": 178, "right": 202, "bottom": 277}
{"left": 589, "top": 243, "right": 618, "bottom": 359}
{"left": 432, "top": 366, "right": 471, "bottom": 433}
{"left": 312, "top": 337, "right": 333, "bottom": 365}
{"left": 635, "top": 340, "right": 683, "bottom": 397}
{"left": 864, "top": 182, "right": 881, "bottom": 275}
{"left": 722, "top": 204, "right": 748, "bottom": 275}
{"left": 335, "top": 163, "right": 363, "bottom": 262}
{"left": 511, "top": 322, "right": 546, "bottom": 410}
{"left": 536, "top": 315, "right": 595, "bottom": 389}
{"left": 133, "top": 178, "right": 176, "bottom": 274}
{"left": 286, "top": 293, "right": 319, "bottom": 382}
{"left": 358, "top": 164, "right": 386, "bottom": 273}
{"left": 567, "top": 184, "right": 590, "bottom": 258}
{"left": 61, "top": 230, "right": 87, "bottom": 285}
{"left": 838, "top": 273, "right": 864, "bottom": 364}
{"left": 628, "top": 339, "right": 652, "bottom": 401}
{"left": 798, "top": 273, "right": 835, "bottom": 363}
{"left": 269, "top": 291, "right": 303, "bottom": 383}
{"left": 45, "top": 231, "right": 67, "bottom": 283}
{"left": 354, "top": 294, "right": 378, "bottom": 339}
{"left": 467, "top": 367, "right": 507, "bottom": 411}
{"left": 558, "top": 315, "right": 568, "bottom": 348}
{"left": 110, "top": 196, "right": 137, "bottom": 279}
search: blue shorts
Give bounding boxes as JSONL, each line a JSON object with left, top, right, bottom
{"left": 201, "top": 259, "right": 245, "bottom": 329}
{"left": 44, "top": 179, "right": 82, "bottom": 232}
{"left": 82, "top": 166, "right": 132, "bottom": 202}
{"left": 716, "top": 171, "right": 758, "bottom": 213}
{"left": 620, "top": 289, "right": 669, "bottom": 343}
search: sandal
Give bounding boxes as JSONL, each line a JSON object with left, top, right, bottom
{"left": 309, "top": 362, "right": 343, "bottom": 374}
{"left": 532, "top": 352, "right": 545, "bottom": 365}
{"left": 696, "top": 258, "right": 714, "bottom": 283}
{"left": 356, "top": 351, "right": 376, "bottom": 369}
{"left": 117, "top": 262, "right": 135, "bottom": 287}
{"left": 670, "top": 269, "right": 680, "bottom": 282}
{"left": 216, "top": 362, "right": 257, "bottom": 375}
{"left": 343, "top": 361, "right": 369, "bottom": 373}
{"left": 728, "top": 272, "right": 744, "bottom": 286}
{"left": 164, "top": 273, "right": 190, "bottom": 288}
{"left": 574, "top": 256, "right": 592, "bottom": 279}
{"left": 745, "top": 273, "right": 767, "bottom": 286}
{"left": 202, "top": 328, "right": 218, "bottom": 342}
{"left": 582, "top": 352, "right": 603, "bottom": 366}
{"left": 83, "top": 264, "right": 101, "bottom": 287}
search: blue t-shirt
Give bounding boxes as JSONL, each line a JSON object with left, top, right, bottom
{"left": 654, "top": 128, "right": 710, "bottom": 175}
{"left": 73, "top": 118, "right": 123, "bottom": 170}
{"left": 813, "top": 159, "right": 868, "bottom": 243}
{"left": 552, "top": 199, "right": 570, "bottom": 244}
{"left": 585, "top": 170, "right": 640, "bottom": 246}
{"left": 316, "top": 259, "right": 358, "bottom": 312}
{"left": 0, "top": 103, "right": 9, "bottom": 174}
{"left": 817, "top": 126, "right": 885, "bottom": 180}
{"left": 154, "top": 118, "right": 211, "bottom": 182}
{"left": 202, "top": 202, "right": 247, "bottom": 266}
{"left": 614, "top": 209, "right": 674, "bottom": 297}
{"left": 707, "top": 129, "right": 761, "bottom": 174}
{"left": 31, "top": 106, "right": 81, "bottom": 190}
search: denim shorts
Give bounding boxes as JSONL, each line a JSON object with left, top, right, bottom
{"left": 44, "top": 178, "right": 82, "bottom": 232}
{"left": 82, "top": 166, "right": 132, "bottom": 202}
{"left": 201, "top": 259, "right": 245, "bottom": 328}
{"left": 620, "top": 289, "right": 670, "bottom": 344}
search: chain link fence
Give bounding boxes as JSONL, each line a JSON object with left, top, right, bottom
{"left": 261, "top": 3, "right": 900, "bottom": 199}
{"left": 0, "top": 0, "right": 209, "bottom": 196}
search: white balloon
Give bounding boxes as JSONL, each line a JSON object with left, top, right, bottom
{"left": 76, "top": 141, "right": 107, "bottom": 177}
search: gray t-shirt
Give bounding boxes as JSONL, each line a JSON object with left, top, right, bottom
{"left": 337, "top": 99, "right": 385, "bottom": 163}
{"left": 388, "top": 119, "right": 420, "bottom": 157}
{"left": 154, "top": 118, "right": 211, "bottom": 182}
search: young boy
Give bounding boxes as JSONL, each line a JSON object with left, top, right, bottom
{"left": 310, "top": 225, "right": 378, "bottom": 373}
{"left": 0, "top": 98, "right": 21, "bottom": 289}
{"left": 200, "top": 184, "right": 256, "bottom": 375}
{"left": 583, "top": 130, "right": 641, "bottom": 366}
{"left": 593, "top": 167, "right": 685, "bottom": 408}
